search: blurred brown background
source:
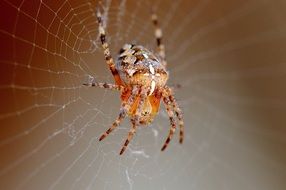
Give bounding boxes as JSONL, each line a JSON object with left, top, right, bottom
{"left": 1, "top": 0, "right": 286, "bottom": 189}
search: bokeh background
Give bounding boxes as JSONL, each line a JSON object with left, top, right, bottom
{"left": 1, "top": 0, "right": 286, "bottom": 189}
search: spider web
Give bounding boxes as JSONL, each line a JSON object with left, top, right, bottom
{"left": 1, "top": 0, "right": 286, "bottom": 189}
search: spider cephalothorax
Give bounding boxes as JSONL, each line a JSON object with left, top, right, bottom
{"left": 83, "top": 9, "right": 184, "bottom": 155}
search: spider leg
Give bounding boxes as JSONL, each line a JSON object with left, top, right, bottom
{"left": 161, "top": 96, "right": 177, "bottom": 151}
{"left": 119, "top": 118, "right": 137, "bottom": 155}
{"left": 83, "top": 81, "right": 124, "bottom": 91}
{"left": 119, "top": 90, "right": 146, "bottom": 155}
{"left": 97, "top": 9, "right": 124, "bottom": 86}
{"left": 151, "top": 11, "right": 167, "bottom": 67}
{"left": 164, "top": 87, "right": 184, "bottom": 144}
{"left": 99, "top": 87, "right": 139, "bottom": 141}
{"left": 168, "top": 94, "right": 184, "bottom": 144}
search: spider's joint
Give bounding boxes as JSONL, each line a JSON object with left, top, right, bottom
{"left": 151, "top": 14, "right": 158, "bottom": 21}
{"left": 99, "top": 26, "right": 105, "bottom": 35}
{"left": 155, "top": 28, "right": 162, "bottom": 38}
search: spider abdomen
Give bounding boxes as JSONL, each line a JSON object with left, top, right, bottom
{"left": 116, "top": 44, "right": 168, "bottom": 95}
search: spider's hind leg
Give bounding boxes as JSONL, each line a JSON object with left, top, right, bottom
{"left": 164, "top": 86, "right": 184, "bottom": 144}
{"left": 169, "top": 94, "right": 184, "bottom": 144}
{"left": 161, "top": 96, "right": 177, "bottom": 151}
{"left": 151, "top": 11, "right": 167, "bottom": 67}
{"left": 97, "top": 9, "right": 124, "bottom": 86}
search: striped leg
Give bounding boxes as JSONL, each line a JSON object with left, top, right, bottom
{"left": 161, "top": 96, "right": 177, "bottom": 151}
{"left": 83, "top": 81, "right": 124, "bottom": 91}
{"left": 97, "top": 10, "right": 124, "bottom": 86}
{"left": 164, "top": 87, "right": 184, "bottom": 144}
{"left": 151, "top": 11, "right": 167, "bottom": 67}
{"left": 99, "top": 87, "right": 139, "bottom": 141}
{"left": 168, "top": 94, "right": 184, "bottom": 144}
{"left": 119, "top": 118, "right": 137, "bottom": 155}
{"left": 119, "top": 90, "right": 146, "bottom": 155}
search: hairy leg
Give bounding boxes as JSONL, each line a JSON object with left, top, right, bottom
{"left": 97, "top": 9, "right": 124, "bottom": 86}
{"left": 151, "top": 11, "right": 167, "bottom": 67}
{"left": 83, "top": 81, "right": 124, "bottom": 91}
{"left": 164, "top": 86, "right": 184, "bottom": 144}
{"left": 168, "top": 94, "right": 184, "bottom": 143}
{"left": 99, "top": 87, "right": 139, "bottom": 141}
{"left": 119, "top": 89, "right": 146, "bottom": 155}
{"left": 161, "top": 96, "right": 177, "bottom": 151}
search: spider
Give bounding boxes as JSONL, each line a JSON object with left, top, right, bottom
{"left": 83, "top": 9, "right": 184, "bottom": 155}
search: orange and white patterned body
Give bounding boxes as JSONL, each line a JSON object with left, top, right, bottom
{"left": 116, "top": 44, "right": 168, "bottom": 124}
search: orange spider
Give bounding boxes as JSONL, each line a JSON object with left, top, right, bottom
{"left": 83, "top": 9, "right": 184, "bottom": 155}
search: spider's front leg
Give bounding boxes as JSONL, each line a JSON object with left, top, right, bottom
{"left": 119, "top": 88, "right": 147, "bottom": 155}
{"left": 119, "top": 118, "right": 137, "bottom": 155}
{"left": 98, "top": 87, "right": 139, "bottom": 141}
